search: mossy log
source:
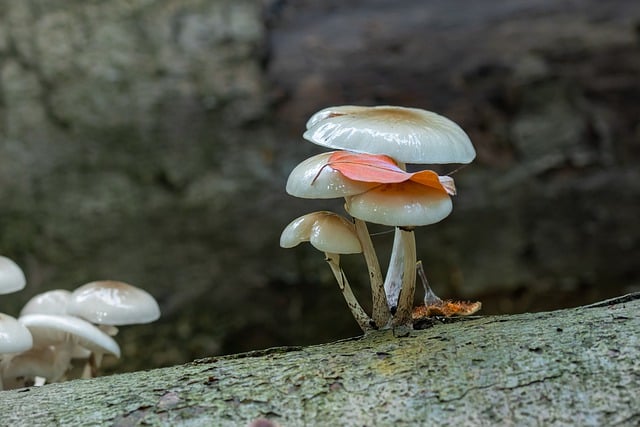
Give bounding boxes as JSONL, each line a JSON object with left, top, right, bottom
{"left": 1, "top": 294, "right": 639, "bottom": 426}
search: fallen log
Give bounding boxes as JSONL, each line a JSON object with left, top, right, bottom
{"left": 2, "top": 293, "right": 638, "bottom": 426}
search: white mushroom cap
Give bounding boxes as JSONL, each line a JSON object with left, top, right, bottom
{"left": 20, "top": 289, "right": 72, "bottom": 317}
{"left": 286, "top": 151, "right": 376, "bottom": 199}
{"left": 66, "top": 280, "right": 160, "bottom": 326}
{"left": 0, "top": 256, "right": 27, "bottom": 295}
{"left": 345, "top": 181, "right": 453, "bottom": 227}
{"left": 19, "top": 314, "right": 121, "bottom": 358}
{"left": 304, "top": 105, "right": 476, "bottom": 164}
{"left": 0, "top": 313, "right": 33, "bottom": 354}
{"left": 280, "top": 211, "right": 362, "bottom": 254}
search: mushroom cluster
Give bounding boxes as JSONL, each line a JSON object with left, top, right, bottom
{"left": 281, "top": 105, "right": 479, "bottom": 331}
{"left": 0, "top": 256, "right": 160, "bottom": 390}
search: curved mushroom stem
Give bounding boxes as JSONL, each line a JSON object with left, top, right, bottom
{"left": 353, "top": 218, "right": 389, "bottom": 328}
{"left": 385, "top": 227, "right": 417, "bottom": 327}
{"left": 417, "top": 260, "right": 443, "bottom": 306}
{"left": 324, "top": 252, "right": 375, "bottom": 332}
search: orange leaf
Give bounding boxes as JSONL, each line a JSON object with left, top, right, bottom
{"left": 327, "top": 151, "right": 452, "bottom": 194}
{"left": 410, "top": 170, "right": 450, "bottom": 192}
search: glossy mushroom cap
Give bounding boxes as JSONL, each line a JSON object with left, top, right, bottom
{"left": 20, "top": 289, "right": 72, "bottom": 316}
{"left": 19, "top": 314, "right": 121, "bottom": 358}
{"left": 304, "top": 105, "right": 476, "bottom": 164}
{"left": 280, "top": 211, "right": 362, "bottom": 254}
{"left": 0, "top": 256, "right": 27, "bottom": 295}
{"left": 286, "top": 151, "right": 376, "bottom": 199}
{"left": 66, "top": 280, "right": 160, "bottom": 326}
{"left": 345, "top": 181, "right": 453, "bottom": 227}
{"left": 0, "top": 313, "right": 33, "bottom": 354}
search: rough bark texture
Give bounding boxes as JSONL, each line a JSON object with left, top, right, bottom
{"left": 0, "top": 0, "right": 639, "bottom": 370}
{"left": 1, "top": 294, "right": 638, "bottom": 426}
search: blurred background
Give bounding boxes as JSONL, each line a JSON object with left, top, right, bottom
{"left": 0, "top": 0, "right": 638, "bottom": 372}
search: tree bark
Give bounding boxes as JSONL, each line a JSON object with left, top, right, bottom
{"left": 1, "top": 293, "right": 638, "bottom": 426}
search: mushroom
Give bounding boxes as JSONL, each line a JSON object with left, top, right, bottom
{"left": 281, "top": 211, "right": 374, "bottom": 331}
{"left": 0, "top": 256, "right": 27, "bottom": 295}
{"left": 65, "top": 280, "right": 159, "bottom": 375}
{"left": 16, "top": 314, "right": 121, "bottom": 383}
{"left": 302, "top": 105, "right": 475, "bottom": 328}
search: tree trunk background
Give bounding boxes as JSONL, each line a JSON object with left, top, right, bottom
{"left": 1, "top": 294, "right": 639, "bottom": 426}
{"left": 0, "top": 0, "right": 639, "bottom": 371}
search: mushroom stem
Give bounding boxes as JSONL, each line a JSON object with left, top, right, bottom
{"left": 324, "top": 253, "right": 374, "bottom": 332}
{"left": 383, "top": 228, "right": 404, "bottom": 311}
{"left": 386, "top": 228, "right": 417, "bottom": 327}
{"left": 353, "top": 218, "right": 389, "bottom": 328}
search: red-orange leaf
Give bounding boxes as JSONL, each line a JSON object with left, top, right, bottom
{"left": 327, "top": 151, "right": 453, "bottom": 194}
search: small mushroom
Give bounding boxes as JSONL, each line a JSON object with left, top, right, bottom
{"left": 281, "top": 211, "right": 374, "bottom": 331}
{"left": 65, "top": 280, "right": 159, "bottom": 375}
{"left": 280, "top": 211, "right": 362, "bottom": 254}
{"left": 0, "top": 256, "right": 27, "bottom": 295}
